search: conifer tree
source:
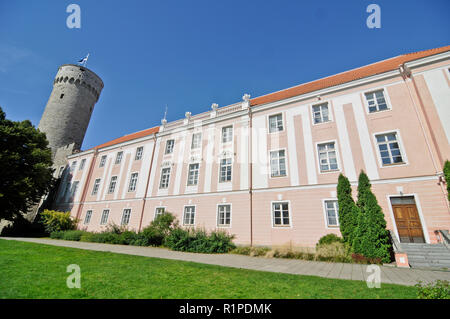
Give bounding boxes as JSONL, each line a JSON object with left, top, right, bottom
{"left": 337, "top": 174, "right": 360, "bottom": 245}
{"left": 353, "top": 171, "right": 391, "bottom": 263}
{"left": 444, "top": 160, "right": 450, "bottom": 202}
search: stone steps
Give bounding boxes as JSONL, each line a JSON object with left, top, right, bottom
{"left": 400, "top": 243, "right": 450, "bottom": 269}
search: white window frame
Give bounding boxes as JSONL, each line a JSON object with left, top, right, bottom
{"left": 362, "top": 87, "right": 392, "bottom": 114}
{"left": 128, "top": 172, "right": 139, "bottom": 192}
{"left": 372, "top": 129, "right": 408, "bottom": 168}
{"left": 269, "top": 149, "right": 288, "bottom": 178}
{"left": 268, "top": 113, "right": 284, "bottom": 133}
{"left": 91, "top": 178, "right": 101, "bottom": 195}
{"left": 121, "top": 208, "right": 131, "bottom": 226}
{"left": 221, "top": 125, "right": 233, "bottom": 143}
{"left": 115, "top": 151, "right": 123, "bottom": 164}
{"left": 271, "top": 201, "right": 292, "bottom": 228}
{"left": 108, "top": 176, "right": 118, "bottom": 194}
{"left": 191, "top": 132, "right": 202, "bottom": 150}
{"left": 316, "top": 140, "right": 341, "bottom": 173}
{"left": 165, "top": 139, "right": 175, "bottom": 154}
{"left": 159, "top": 167, "right": 171, "bottom": 189}
{"left": 217, "top": 203, "right": 232, "bottom": 228}
{"left": 70, "top": 161, "right": 77, "bottom": 171}
{"left": 71, "top": 181, "right": 79, "bottom": 198}
{"left": 322, "top": 199, "right": 339, "bottom": 228}
{"left": 311, "top": 101, "right": 333, "bottom": 125}
{"left": 84, "top": 210, "right": 92, "bottom": 225}
{"left": 218, "top": 157, "right": 233, "bottom": 183}
{"left": 154, "top": 206, "right": 166, "bottom": 219}
{"left": 99, "top": 155, "right": 107, "bottom": 167}
{"left": 135, "top": 146, "right": 144, "bottom": 160}
{"left": 187, "top": 163, "right": 200, "bottom": 186}
{"left": 79, "top": 158, "right": 86, "bottom": 170}
{"left": 100, "top": 209, "right": 110, "bottom": 225}
{"left": 182, "top": 205, "right": 196, "bottom": 226}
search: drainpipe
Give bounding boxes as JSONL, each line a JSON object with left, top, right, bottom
{"left": 75, "top": 149, "right": 98, "bottom": 223}
{"left": 138, "top": 134, "right": 157, "bottom": 232}
{"left": 248, "top": 107, "right": 253, "bottom": 247}
{"left": 399, "top": 64, "right": 449, "bottom": 211}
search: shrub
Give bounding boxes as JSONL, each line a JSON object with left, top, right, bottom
{"left": 104, "top": 222, "right": 128, "bottom": 235}
{"left": 62, "top": 230, "right": 87, "bottom": 241}
{"left": 351, "top": 253, "right": 382, "bottom": 264}
{"left": 316, "top": 242, "right": 352, "bottom": 263}
{"left": 140, "top": 212, "right": 177, "bottom": 246}
{"left": 316, "top": 234, "right": 343, "bottom": 248}
{"left": 0, "top": 213, "right": 47, "bottom": 237}
{"left": 250, "top": 247, "right": 270, "bottom": 257}
{"left": 165, "top": 227, "right": 235, "bottom": 253}
{"left": 353, "top": 171, "right": 392, "bottom": 263}
{"left": 444, "top": 160, "right": 450, "bottom": 202}
{"left": 40, "top": 209, "right": 78, "bottom": 233}
{"left": 119, "top": 231, "right": 139, "bottom": 245}
{"left": 232, "top": 246, "right": 252, "bottom": 255}
{"left": 416, "top": 280, "right": 450, "bottom": 299}
{"left": 337, "top": 174, "right": 360, "bottom": 244}
{"left": 50, "top": 230, "right": 65, "bottom": 239}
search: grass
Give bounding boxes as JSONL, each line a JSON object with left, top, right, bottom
{"left": 0, "top": 239, "right": 418, "bottom": 299}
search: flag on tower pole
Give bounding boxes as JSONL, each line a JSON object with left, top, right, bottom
{"left": 77, "top": 53, "right": 90, "bottom": 67}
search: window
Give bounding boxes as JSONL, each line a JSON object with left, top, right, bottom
{"left": 375, "top": 132, "right": 404, "bottom": 165}
{"left": 63, "top": 182, "right": 71, "bottom": 199}
{"left": 108, "top": 176, "right": 118, "bottom": 193}
{"left": 135, "top": 147, "right": 144, "bottom": 160}
{"left": 324, "top": 200, "right": 339, "bottom": 227}
{"left": 222, "top": 126, "right": 233, "bottom": 143}
{"left": 99, "top": 155, "right": 107, "bottom": 167}
{"left": 317, "top": 142, "right": 338, "bottom": 172}
{"left": 58, "top": 166, "right": 65, "bottom": 178}
{"left": 84, "top": 210, "right": 92, "bottom": 225}
{"left": 100, "top": 209, "right": 109, "bottom": 225}
{"left": 79, "top": 158, "right": 86, "bottom": 170}
{"left": 183, "top": 206, "right": 195, "bottom": 225}
{"left": 159, "top": 168, "right": 171, "bottom": 189}
{"left": 70, "top": 161, "right": 77, "bottom": 171}
{"left": 165, "top": 139, "right": 175, "bottom": 154}
{"left": 272, "top": 202, "right": 290, "bottom": 226}
{"left": 269, "top": 114, "right": 283, "bottom": 133}
{"left": 121, "top": 209, "right": 131, "bottom": 226}
{"left": 191, "top": 133, "right": 202, "bottom": 149}
{"left": 128, "top": 173, "right": 139, "bottom": 192}
{"left": 115, "top": 152, "right": 123, "bottom": 164}
{"left": 365, "top": 89, "right": 389, "bottom": 113}
{"left": 71, "top": 181, "right": 79, "bottom": 198}
{"left": 219, "top": 158, "right": 232, "bottom": 182}
{"left": 270, "top": 150, "right": 287, "bottom": 177}
{"left": 312, "top": 102, "right": 330, "bottom": 124}
{"left": 217, "top": 204, "right": 231, "bottom": 227}
{"left": 60, "top": 94, "right": 64, "bottom": 99}
{"left": 155, "top": 207, "right": 165, "bottom": 218}
{"left": 187, "top": 163, "right": 199, "bottom": 186}
{"left": 92, "top": 178, "right": 101, "bottom": 195}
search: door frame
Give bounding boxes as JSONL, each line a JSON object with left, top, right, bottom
{"left": 386, "top": 193, "right": 430, "bottom": 244}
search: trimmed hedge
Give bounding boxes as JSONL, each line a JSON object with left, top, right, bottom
{"left": 165, "top": 227, "right": 235, "bottom": 253}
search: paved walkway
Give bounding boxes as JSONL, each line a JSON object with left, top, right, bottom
{"left": 3, "top": 237, "right": 450, "bottom": 286}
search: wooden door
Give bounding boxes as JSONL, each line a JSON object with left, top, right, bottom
{"left": 392, "top": 204, "right": 425, "bottom": 243}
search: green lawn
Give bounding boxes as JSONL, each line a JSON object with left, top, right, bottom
{"left": 0, "top": 239, "right": 418, "bottom": 299}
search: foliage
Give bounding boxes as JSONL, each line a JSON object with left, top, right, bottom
{"left": 0, "top": 107, "right": 54, "bottom": 221}
{"left": 0, "top": 213, "right": 47, "bottom": 237}
{"left": 50, "top": 231, "right": 65, "bottom": 239}
{"left": 316, "top": 234, "right": 343, "bottom": 248}
{"left": 39, "top": 209, "right": 78, "bottom": 233}
{"left": 416, "top": 280, "right": 450, "bottom": 299}
{"left": 352, "top": 171, "right": 392, "bottom": 263}
{"left": 351, "top": 253, "right": 382, "bottom": 264}
{"left": 315, "top": 242, "right": 352, "bottom": 263}
{"left": 139, "top": 212, "right": 177, "bottom": 246}
{"left": 337, "top": 174, "right": 360, "bottom": 244}
{"left": 444, "top": 160, "right": 450, "bottom": 202}
{"left": 165, "top": 227, "right": 235, "bottom": 253}
{"left": 62, "top": 230, "right": 88, "bottom": 241}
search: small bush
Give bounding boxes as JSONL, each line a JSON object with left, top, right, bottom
{"left": 119, "top": 231, "right": 139, "bottom": 245}
{"left": 416, "top": 280, "right": 449, "bottom": 299}
{"left": 316, "top": 242, "right": 352, "bottom": 263}
{"left": 351, "top": 253, "right": 382, "bottom": 264}
{"left": 250, "top": 247, "right": 270, "bottom": 257}
{"left": 62, "top": 230, "right": 87, "bottom": 241}
{"left": 40, "top": 210, "right": 78, "bottom": 233}
{"left": 316, "top": 234, "right": 343, "bottom": 248}
{"left": 231, "top": 246, "right": 252, "bottom": 255}
{"left": 165, "top": 227, "right": 235, "bottom": 253}
{"left": 139, "top": 212, "right": 177, "bottom": 246}
{"left": 50, "top": 231, "right": 65, "bottom": 239}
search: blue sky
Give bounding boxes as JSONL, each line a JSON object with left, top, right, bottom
{"left": 0, "top": 0, "right": 448, "bottom": 150}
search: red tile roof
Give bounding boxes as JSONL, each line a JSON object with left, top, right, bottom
{"left": 90, "top": 126, "right": 159, "bottom": 150}
{"left": 250, "top": 45, "right": 450, "bottom": 106}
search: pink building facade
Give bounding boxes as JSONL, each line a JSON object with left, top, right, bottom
{"left": 53, "top": 46, "right": 450, "bottom": 248}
